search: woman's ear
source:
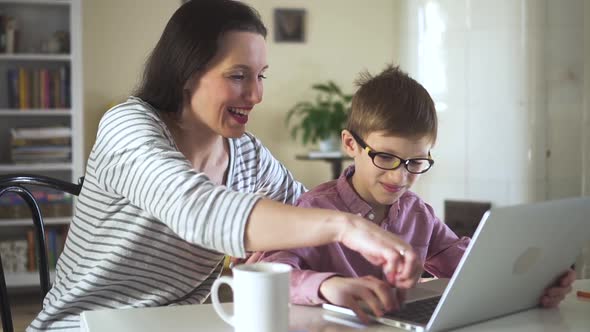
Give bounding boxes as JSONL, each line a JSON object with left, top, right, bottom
{"left": 341, "top": 130, "right": 358, "bottom": 158}
{"left": 182, "top": 74, "right": 200, "bottom": 107}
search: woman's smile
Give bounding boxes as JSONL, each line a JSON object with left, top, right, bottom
{"left": 227, "top": 106, "right": 251, "bottom": 125}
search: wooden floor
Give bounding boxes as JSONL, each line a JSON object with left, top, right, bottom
{"left": 1, "top": 291, "right": 42, "bottom": 332}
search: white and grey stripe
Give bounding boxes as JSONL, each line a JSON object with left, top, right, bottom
{"left": 27, "top": 97, "right": 305, "bottom": 331}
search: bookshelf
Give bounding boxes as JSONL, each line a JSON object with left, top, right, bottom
{"left": 5, "top": 270, "right": 55, "bottom": 288}
{"left": 0, "top": 0, "right": 82, "bottom": 288}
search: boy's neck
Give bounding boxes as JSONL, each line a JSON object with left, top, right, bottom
{"left": 347, "top": 174, "right": 391, "bottom": 224}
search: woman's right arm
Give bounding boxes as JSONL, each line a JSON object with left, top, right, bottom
{"left": 246, "top": 199, "right": 421, "bottom": 287}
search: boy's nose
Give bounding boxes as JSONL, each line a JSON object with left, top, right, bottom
{"left": 386, "top": 166, "right": 409, "bottom": 182}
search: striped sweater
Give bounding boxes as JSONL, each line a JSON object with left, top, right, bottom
{"left": 28, "top": 97, "right": 305, "bottom": 331}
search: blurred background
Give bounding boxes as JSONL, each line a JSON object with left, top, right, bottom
{"left": 83, "top": 0, "right": 589, "bottom": 276}
{"left": 84, "top": 0, "right": 589, "bottom": 215}
{"left": 0, "top": 0, "right": 588, "bottom": 330}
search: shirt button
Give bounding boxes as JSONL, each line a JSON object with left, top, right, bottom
{"left": 368, "top": 213, "right": 375, "bottom": 220}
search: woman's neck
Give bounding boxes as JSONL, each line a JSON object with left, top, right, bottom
{"left": 161, "top": 112, "right": 229, "bottom": 184}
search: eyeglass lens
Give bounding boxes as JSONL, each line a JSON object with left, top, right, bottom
{"left": 372, "top": 154, "right": 431, "bottom": 173}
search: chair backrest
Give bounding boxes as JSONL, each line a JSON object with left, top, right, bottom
{"left": 0, "top": 174, "right": 83, "bottom": 332}
{"left": 444, "top": 199, "right": 492, "bottom": 238}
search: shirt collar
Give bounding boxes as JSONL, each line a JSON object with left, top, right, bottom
{"left": 336, "top": 165, "right": 401, "bottom": 221}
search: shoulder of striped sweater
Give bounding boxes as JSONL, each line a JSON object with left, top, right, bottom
{"left": 234, "top": 131, "right": 261, "bottom": 148}
{"left": 101, "top": 98, "right": 162, "bottom": 124}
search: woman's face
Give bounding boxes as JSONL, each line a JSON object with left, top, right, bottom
{"left": 184, "top": 31, "right": 268, "bottom": 138}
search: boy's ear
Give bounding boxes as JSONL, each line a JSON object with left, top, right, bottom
{"left": 341, "top": 130, "right": 359, "bottom": 157}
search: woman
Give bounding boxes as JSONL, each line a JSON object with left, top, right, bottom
{"left": 28, "top": 1, "right": 420, "bottom": 331}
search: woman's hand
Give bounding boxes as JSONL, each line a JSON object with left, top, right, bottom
{"left": 338, "top": 214, "right": 422, "bottom": 287}
{"left": 540, "top": 268, "right": 576, "bottom": 307}
{"left": 320, "top": 275, "right": 405, "bottom": 323}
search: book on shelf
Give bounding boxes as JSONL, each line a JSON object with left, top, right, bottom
{"left": 0, "top": 15, "right": 5, "bottom": 53}
{"left": 0, "top": 239, "right": 28, "bottom": 273}
{"left": 2, "top": 15, "right": 19, "bottom": 54}
{"left": 10, "top": 126, "right": 71, "bottom": 139}
{"left": 0, "top": 188, "right": 73, "bottom": 219}
{"left": 11, "top": 136, "right": 70, "bottom": 147}
{"left": 26, "top": 230, "right": 35, "bottom": 271}
{"left": 24, "top": 226, "right": 68, "bottom": 272}
{"left": 4, "top": 66, "right": 71, "bottom": 110}
{"left": 9, "top": 126, "right": 72, "bottom": 163}
{"left": 10, "top": 150, "right": 71, "bottom": 163}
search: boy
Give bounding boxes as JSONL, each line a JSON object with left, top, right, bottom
{"left": 260, "top": 65, "right": 575, "bottom": 322}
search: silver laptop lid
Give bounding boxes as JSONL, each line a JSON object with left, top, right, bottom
{"left": 428, "top": 196, "right": 590, "bottom": 331}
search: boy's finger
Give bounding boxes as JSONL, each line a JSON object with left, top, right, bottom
{"left": 383, "top": 252, "right": 401, "bottom": 284}
{"left": 346, "top": 299, "right": 371, "bottom": 324}
{"left": 561, "top": 269, "right": 576, "bottom": 286}
{"left": 358, "top": 289, "right": 384, "bottom": 317}
{"left": 541, "top": 295, "right": 562, "bottom": 308}
{"left": 369, "top": 282, "right": 398, "bottom": 312}
{"left": 394, "top": 277, "right": 417, "bottom": 289}
{"left": 545, "top": 285, "right": 572, "bottom": 297}
{"left": 398, "top": 249, "right": 418, "bottom": 281}
{"left": 396, "top": 288, "right": 407, "bottom": 306}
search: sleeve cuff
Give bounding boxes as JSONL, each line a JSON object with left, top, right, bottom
{"left": 291, "top": 271, "right": 340, "bottom": 305}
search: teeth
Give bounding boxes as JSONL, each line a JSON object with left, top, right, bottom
{"left": 228, "top": 107, "right": 249, "bottom": 116}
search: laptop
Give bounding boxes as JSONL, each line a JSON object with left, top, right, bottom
{"left": 323, "top": 196, "right": 590, "bottom": 331}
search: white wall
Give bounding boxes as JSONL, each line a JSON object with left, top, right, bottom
{"left": 398, "top": 0, "right": 586, "bottom": 217}
{"left": 243, "top": 0, "right": 398, "bottom": 187}
{"left": 83, "top": 0, "right": 587, "bottom": 216}
{"left": 83, "top": 0, "right": 399, "bottom": 189}
{"left": 545, "top": 0, "right": 585, "bottom": 200}
{"left": 83, "top": 0, "right": 179, "bottom": 157}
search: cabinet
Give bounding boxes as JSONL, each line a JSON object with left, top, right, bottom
{"left": 0, "top": 0, "right": 82, "bottom": 288}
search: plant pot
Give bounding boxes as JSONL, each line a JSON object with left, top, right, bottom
{"left": 318, "top": 136, "right": 340, "bottom": 152}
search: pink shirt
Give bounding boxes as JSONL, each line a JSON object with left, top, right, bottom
{"left": 260, "top": 166, "right": 470, "bottom": 305}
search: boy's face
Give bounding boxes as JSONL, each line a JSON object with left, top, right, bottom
{"left": 343, "top": 130, "right": 433, "bottom": 208}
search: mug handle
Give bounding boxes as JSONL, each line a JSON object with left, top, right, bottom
{"left": 211, "top": 276, "right": 234, "bottom": 326}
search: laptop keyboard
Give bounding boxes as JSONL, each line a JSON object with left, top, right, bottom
{"left": 386, "top": 296, "right": 442, "bottom": 324}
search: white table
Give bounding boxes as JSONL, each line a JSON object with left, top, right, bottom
{"left": 80, "top": 279, "right": 590, "bottom": 332}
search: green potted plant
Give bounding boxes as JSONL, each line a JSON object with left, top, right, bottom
{"left": 285, "top": 81, "right": 352, "bottom": 151}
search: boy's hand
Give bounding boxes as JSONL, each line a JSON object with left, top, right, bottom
{"left": 319, "top": 275, "right": 405, "bottom": 323}
{"left": 540, "top": 268, "right": 576, "bottom": 308}
{"left": 228, "top": 252, "right": 265, "bottom": 267}
{"left": 339, "top": 215, "right": 422, "bottom": 287}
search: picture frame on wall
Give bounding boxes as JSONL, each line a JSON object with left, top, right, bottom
{"left": 274, "top": 8, "right": 306, "bottom": 43}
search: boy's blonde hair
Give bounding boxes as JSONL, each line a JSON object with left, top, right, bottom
{"left": 346, "top": 65, "right": 437, "bottom": 143}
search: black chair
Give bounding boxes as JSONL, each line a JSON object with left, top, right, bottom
{"left": 444, "top": 200, "right": 492, "bottom": 238}
{"left": 0, "top": 174, "right": 83, "bottom": 332}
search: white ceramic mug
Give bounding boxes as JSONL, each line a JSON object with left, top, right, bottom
{"left": 211, "top": 262, "right": 292, "bottom": 332}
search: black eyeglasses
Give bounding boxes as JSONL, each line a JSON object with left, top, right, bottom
{"left": 349, "top": 131, "right": 434, "bottom": 174}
